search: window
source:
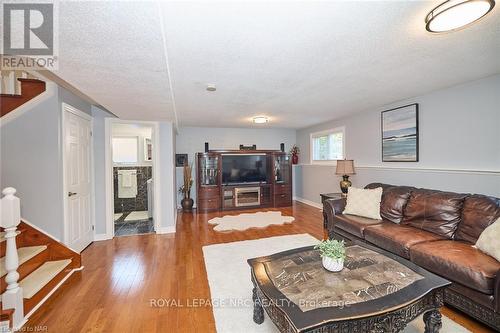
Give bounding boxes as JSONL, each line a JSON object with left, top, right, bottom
{"left": 310, "top": 127, "right": 345, "bottom": 164}
{"left": 112, "top": 137, "right": 138, "bottom": 163}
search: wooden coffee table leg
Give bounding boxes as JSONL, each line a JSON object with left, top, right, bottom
{"left": 423, "top": 309, "right": 442, "bottom": 333}
{"left": 252, "top": 286, "right": 265, "bottom": 324}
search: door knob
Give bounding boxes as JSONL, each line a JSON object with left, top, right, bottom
{"left": 68, "top": 192, "right": 77, "bottom": 197}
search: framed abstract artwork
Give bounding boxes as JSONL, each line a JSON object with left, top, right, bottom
{"left": 381, "top": 103, "right": 419, "bottom": 162}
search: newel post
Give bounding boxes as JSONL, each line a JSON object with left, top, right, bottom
{"left": 1, "top": 187, "right": 24, "bottom": 327}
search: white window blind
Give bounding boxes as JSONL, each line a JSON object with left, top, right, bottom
{"left": 112, "top": 137, "right": 138, "bottom": 163}
{"left": 311, "top": 128, "right": 344, "bottom": 163}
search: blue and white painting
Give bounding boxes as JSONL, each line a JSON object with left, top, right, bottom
{"left": 382, "top": 104, "right": 418, "bottom": 162}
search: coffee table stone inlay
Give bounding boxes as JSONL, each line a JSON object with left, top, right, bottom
{"left": 265, "top": 245, "right": 424, "bottom": 312}
{"left": 248, "top": 241, "right": 451, "bottom": 333}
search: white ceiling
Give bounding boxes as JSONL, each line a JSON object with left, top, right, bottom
{"left": 56, "top": 1, "right": 500, "bottom": 129}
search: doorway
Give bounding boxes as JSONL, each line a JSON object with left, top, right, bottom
{"left": 109, "top": 122, "right": 156, "bottom": 236}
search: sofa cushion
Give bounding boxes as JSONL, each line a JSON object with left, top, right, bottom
{"left": 475, "top": 217, "right": 500, "bottom": 262}
{"left": 334, "top": 214, "right": 383, "bottom": 239}
{"left": 455, "top": 195, "right": 500, "bottom": 244}
{"left": 365, "top": 183, "right": 414, "bottom": 224}
{"left": 402, "top": 189, "right": 467, "bottom": 239}
{"left": 343, "top": 187, "right": 383, "bottom": 220}
{"left": 364, "top": 222, "right": 444, "bottom": 259}
{"left": 410, "top": 240, "right": 500, "bottom": 294}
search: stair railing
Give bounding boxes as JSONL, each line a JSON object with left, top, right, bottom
{"left": 1, "top": 187, "right": 24, "bottom": 329}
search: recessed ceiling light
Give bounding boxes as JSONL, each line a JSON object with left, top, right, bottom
{"left": 425, "top": 0, "right": 495, "bottom": 33}
{"left": 252, "top": 116, "right": 269, "bottom": 124}
{"left": 206, "top": 84, "right": 216, "bottom": 92}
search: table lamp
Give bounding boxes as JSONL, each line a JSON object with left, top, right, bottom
{"left": 335, "top": 159, "right": 355, "bottom": 196}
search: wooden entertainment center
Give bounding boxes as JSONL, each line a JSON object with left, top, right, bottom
{"left": 196, "top": 150, "right": 292, "bottom": 212}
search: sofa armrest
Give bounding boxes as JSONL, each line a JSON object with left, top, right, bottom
{"left": 323, "top": 197, "right": 347, "bottom": 232}
{"left": 496, "top": 268, "right": 500, "bottom": 312}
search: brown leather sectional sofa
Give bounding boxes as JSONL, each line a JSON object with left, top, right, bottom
{"left": 323, "top": 183, "right": 500, "bottom": 331}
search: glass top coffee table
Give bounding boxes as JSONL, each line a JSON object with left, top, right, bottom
{"left": 247, "top": 241, "right": 450, "bottom": 333}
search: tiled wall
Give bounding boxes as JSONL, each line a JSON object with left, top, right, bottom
{"left": 114, "top": 166, "right": 152, "bottom": 213}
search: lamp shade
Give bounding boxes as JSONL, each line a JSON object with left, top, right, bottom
{"left": 335, "top": 160, "right": 355, "bottom": 175}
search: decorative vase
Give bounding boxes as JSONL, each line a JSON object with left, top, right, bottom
{"left": 322, "top": 257, "right": 344, "bottom": 272}
{"left": 292, "top": 154, "right": 299, "bottom": 165}
{"left": 181, "top": 192, "right": 194, "bottom": 213}
{"left": 339, "top": 175, "right": 352, "bottom": 196}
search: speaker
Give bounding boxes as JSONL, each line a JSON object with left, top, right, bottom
{"left": 205, "top": 142, "right": 209, "bottom": 153}
{"left": 280, "top": 143, "right": 285, "bottom": 152}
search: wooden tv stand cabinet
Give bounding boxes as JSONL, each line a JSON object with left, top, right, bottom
{"left": 196, "top": 150, "right": 292, "bottom": 213}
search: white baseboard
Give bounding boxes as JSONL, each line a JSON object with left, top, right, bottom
{"left": 19, "top": 266, "right": 84, "bottom": 331}
{"left": 21, "top": 217, "right": 61, "bottom": 243}
{"left": 293, "top": 197, "right": 323, "bottom": 209}
{"left": 94, "top": 233, "right": 112, "bottom": 241}
{"left": 156, "top": 225, "right": 176, "bottom": 234}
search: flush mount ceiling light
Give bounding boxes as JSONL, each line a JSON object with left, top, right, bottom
{"left": 206, "top": 84, "right": 216, "bottom": 92}
{"left": 425, "top": 0, "right": 495, "bottom": 33}
{"left": 252, "top": 116, "right": 269, "bottom": 124}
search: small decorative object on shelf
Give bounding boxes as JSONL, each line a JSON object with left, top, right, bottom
{"left": 239, "top": 144, "right": 257, "bottom": 150}
{"left": 315, "top": 239, "right": 346, "bottom": 272}
{"left": 179, "top": 163, "right": 194, "bottom": 212}
{"left": 289, "top": 144, "right": 300, "bottom": 165}
{"left": 335, "top": 159, "right": 355, "bottom": 196}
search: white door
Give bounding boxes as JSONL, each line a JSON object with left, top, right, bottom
{"left": 64, "top": 107, "right": 93, "bottom": 252}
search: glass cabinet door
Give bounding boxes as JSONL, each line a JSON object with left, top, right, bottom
{"left": 274, "top": 154, "right": 290, "bottom": 184}
{"left": 200, "top": 155, "right": 219, "bottom": 186}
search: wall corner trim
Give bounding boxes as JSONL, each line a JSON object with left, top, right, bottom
{"left": 94, "top": 234, "right": 112, "bottom": 242}
{"left": 156, "top": 225, "right": 176, "bottom": 234}
{"left": 293, "top": 197, "right": 323, "bottom": 209}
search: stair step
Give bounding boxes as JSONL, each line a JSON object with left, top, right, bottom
{"left": 0, "top": 245, "right": 48, "bottom": 277}
{"left": 19, "top": 259, "right": 72, "bottom": 299}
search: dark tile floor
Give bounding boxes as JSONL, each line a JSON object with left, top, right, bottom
{"left": 114, "top": 212, "right": 154, "bottom": 237}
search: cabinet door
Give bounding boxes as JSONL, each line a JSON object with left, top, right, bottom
{"left": 274, "top": 154, "right": 291, "bottom": 184}
{"left": 199, "top": 154, "right": 219, "bottom": 186}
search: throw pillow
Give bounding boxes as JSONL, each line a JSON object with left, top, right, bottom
{"left": 475, "top": 217, "right": 500, "bottom": 262}
{"left": 343, "top": 187, "right": 383, "bottom": 220}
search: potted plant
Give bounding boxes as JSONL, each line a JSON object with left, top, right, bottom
{"left": 314, "top": 239, "right": 346, "bottom": 272}
{"left": 179, "top": 163, "right": 194, "bottom": 212}
{"left": 290, "top": 145, "right": 300, "bottom": 165}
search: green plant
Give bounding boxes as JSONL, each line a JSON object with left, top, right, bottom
{"left": 314, "top": 239, "right": 346, "bottom": 260}
{"left": 289, "top": 144, "right": 300, "bottom": 155}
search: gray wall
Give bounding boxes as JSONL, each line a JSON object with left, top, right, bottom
{"left": 159, "top": 122, "right": 176, "bottom": 230}
{"left": 295, "top": 74, "right": 500, "bottom": 204}
{"left": 175, "top": 126, "right": 297, "bottom": 206}
{"left": 1, "top": 84, "right": 92, "bottom": 240}
{"left": 91, "top": 106, "right": 115, "bottom": 235}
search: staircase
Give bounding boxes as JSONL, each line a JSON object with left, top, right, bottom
{"left": 0, "top": 71, "right": 46, "bottom": 117}
{"left": 0, "top": 188, "right": 82, "bottom": 331}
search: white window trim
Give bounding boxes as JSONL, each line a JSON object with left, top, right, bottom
{"left": 309, "top": 126, "right": 346, "bottom": 165}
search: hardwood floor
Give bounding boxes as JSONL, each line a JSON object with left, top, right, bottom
{"left": 24, "top": 202, "right": 494, "bottom": 332}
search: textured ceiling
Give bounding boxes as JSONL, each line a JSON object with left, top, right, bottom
{"left": 56, "top": 1, "right": 500, "bottom": 129}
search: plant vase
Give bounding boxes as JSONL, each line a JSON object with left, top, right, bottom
{"left": 291, "top": 154, "right": 299, "bottom": 165}
{"left": 181, "top": 191, "right": 194, "bottom": 213}
{"left": 322, "top": 257, "right": 344, "bottom": 272}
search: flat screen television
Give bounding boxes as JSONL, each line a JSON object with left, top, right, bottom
{"left": 222, "top": 154, "right": 268, "bottom": 184}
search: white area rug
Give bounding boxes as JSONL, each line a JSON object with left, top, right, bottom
{"left": 208, "top": 211, "right": 295, "bottom": 232}
{"left": 124, "top": 211, "right": 149, "bottom": 221}
{"left": 203, "top": 234, "right": 470, "bottom": 333}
